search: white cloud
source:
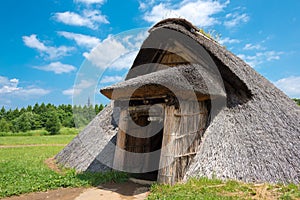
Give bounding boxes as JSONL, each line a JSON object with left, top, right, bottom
{"left": 15, "top": 88, "right": 50, "bottom": 97}
{"left": 218, "top": 37, "right": 240, "bottom": 45}
{"left": 63, "top": 79, "right": 95, "bottom": 96}
{"left": 143, "top": 0, "right": 229, "bottom": 27}
{"left": 22, "top": 34, "right": 47, "bottom": 51}
{"left": 243, "top": 43, "right": 265, "bottom": 51}
{"left": 83, "top": 29, "right": 148, "bottom": 70}
{"left": 83, "top": 35, "right": 128, "bottom": 69}
{"left": 258, "top": 51, "right": 283, "bottom": 61}
{"left": 139, "top": 0, "right": 156, "bottom": 10}
{"left": 0, "top": 76, "right": 50, "bottom": 97}
{"left": 274, "top": 76, "right": 300, "bottom": 98}
{"left": 53, "top": 10, "right": 109, "bottom": 30}
{"left": 33, "top": 62, "right": 76, "bottom": 74}
{"left": 62, "top": 88, "right": 79, "bottom": 96}
{"left": 100, "top": 75, "right": 123, "bottom": 84}
{"left": 22, "top": 34, "right": 74, "bottom": 60}
{"left": 58, "top": 31, "right": 100, "bottom": 49}
{"left": 0, "top": 76, "right": 9, "bottom": 84}
{"left": 109, "top": 51, "right": 139, "bottom": 70}
{"left": 139, "top": 2, "right": 147, "bottom": 10}
{"left": 224, "top": 13, "right": 249, "bottom": 28}
{"left": 237, "top": 51, "right": 284, "bottom": 67}
{"left": 74, "top": 0, "right": 105, "bottom": 5}
{"left": 0, "top": 76, "right": 20, "bottom": 94}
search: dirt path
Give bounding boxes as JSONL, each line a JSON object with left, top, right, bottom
{"left": 76, "top": 182, "right": 149, "bottom": 200}
{"left": 1, "top": 182, "right": 149, "bottom": 200}
{"left": 1, "top": 188, "right": 87, "bottom": 200}
{"left": 0, "top": 144, "right": 66, "bottom": 148}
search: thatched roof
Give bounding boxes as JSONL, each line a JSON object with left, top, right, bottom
{"left": 55, "top": 102, "right": 117, "bottom": 172}
{"left": 101, "top": 64, "right": 226, "bottom": 101}
{"left": 56, "top": 18, "right": 300, "bottom": 184}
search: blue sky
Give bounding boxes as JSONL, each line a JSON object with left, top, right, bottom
{"left": 0, "top": 0, "right": 299, "bottom": 109}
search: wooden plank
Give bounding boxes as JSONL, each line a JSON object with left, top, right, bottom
{"left": 113, "top": 110, "right": 128, "bottom": 171}
{"left": 158, "top": 105, "right": 178, "bottom": 185}
{"left": 171, "top": 100, "right": 208, "bottom": 183}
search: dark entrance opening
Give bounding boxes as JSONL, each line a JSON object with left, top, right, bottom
{"left": 129, "top": 128, "right": 164, "bottom": 181}
{"left": 115, "top": 102, "right": 164, "bottom": 181}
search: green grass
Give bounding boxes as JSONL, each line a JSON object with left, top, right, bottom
{"left": 0, "top": 136, "right": 128, "bottom": 198}
{"left": 1, "top": 135, "right": 299, "bottom": 199}
{"left": 0, "top": 129, "right": 49, "bottom": 137}
{"left": 147, "top": 178, "right": 300, "bottom": 200}
{"left": 0, "top": 127, "right": 79, "bottom": 137}
{"left": 58, "top": 127, "right": 79, "bottom": 135}
{"left": 0, "top": 135, "right": 75, "bottom": 145}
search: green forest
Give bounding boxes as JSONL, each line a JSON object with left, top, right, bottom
{"left": 0, "top": 103, "right": 104, "bottom": 135}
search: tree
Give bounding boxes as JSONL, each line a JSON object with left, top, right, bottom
{"left": 12, "top": 112, "right": 39, "bottom": 132}
{"left": 95, "top": 104, "right": 104, "bottom": 114}
{"left": 33, "top": 103, "right": 39, "bottom": 114}
{"left": 26, "top": 105, "right": 32, "bottom": 112}
{"left": 62, "top": 115, "right": 75, "bottom": 128}
{"left": 5, "top": 109, "right": 13, "bottom": 121}
{"left": 99, "top": 104, "right": 104, "bottom": 112}
{"left": 0, "top": 106, "right": 6, "bottom": 118}
{"left": 293, "top": 98, "right": 300, "bottom": 106}
{"left": 19, "top": 108, "right": 26, "bottom": 115}
{"left": 45, "top": 111, "right": 61, "bottom": 135}
{"left": 11, "top": 108, "right": 20, "bottom": 120}
{"left": 0, "top": 118, "right": 11, "bottom": 132}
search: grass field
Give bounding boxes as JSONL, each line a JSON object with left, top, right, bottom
{"left": 0, "top": 127, "right": 79, "bottom": 137}
{"left": 0, "top": 135, "right": 127, "bottom": 198}
{"left": 0, "top": 135, "right": 76, "bottom": 145}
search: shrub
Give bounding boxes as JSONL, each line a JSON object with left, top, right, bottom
{"left": 45, "top": 112, "right": 61, "bottom": 135}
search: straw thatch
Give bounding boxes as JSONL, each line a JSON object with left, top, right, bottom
{"left": 55, "top": 102, "right": 117, "bottom": 172}
{"left": 101, "top": 64, "right": 226, "bottom": 101}
{"left": 56, "top": 18, "right": 300, "bottom": 184}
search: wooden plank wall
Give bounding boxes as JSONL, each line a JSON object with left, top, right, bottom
{"left": 158, "top": 101, "right": 208, "bottom": 185}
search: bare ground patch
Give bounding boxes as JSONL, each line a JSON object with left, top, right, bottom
{"left": 44, "top": 157, "right": 63, "bottom": 174}
{"left": 1, "top": 182, "right": 150, "bottom": 200}
{"left": 0, "top": 188, "right": 87, "bottom": 200}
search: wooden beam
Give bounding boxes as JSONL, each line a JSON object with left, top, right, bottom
{"left": 113, "top": 110, "right": 127, "bottom": 171}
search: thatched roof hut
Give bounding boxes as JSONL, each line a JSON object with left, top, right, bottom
{"left": 56, "top": 18, "right": 300, "bottom": 185}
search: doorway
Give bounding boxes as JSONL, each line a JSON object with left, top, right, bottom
{"left": 113, "top": 103, "right": 164, "bottom": 181}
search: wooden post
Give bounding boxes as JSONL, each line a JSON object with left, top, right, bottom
{"left": 158, "top": 105, "right": 179, "bottom": 185}
{"left": 113, "top": 109, "right": 127, "bottom": 171}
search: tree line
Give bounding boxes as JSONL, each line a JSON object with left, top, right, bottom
{"left": 0, "top": 103, "right": 104, "bottom": 134}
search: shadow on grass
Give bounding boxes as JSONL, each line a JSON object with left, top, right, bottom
{"left": 75, "top": 171, "right": 129, "bottom": 187}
